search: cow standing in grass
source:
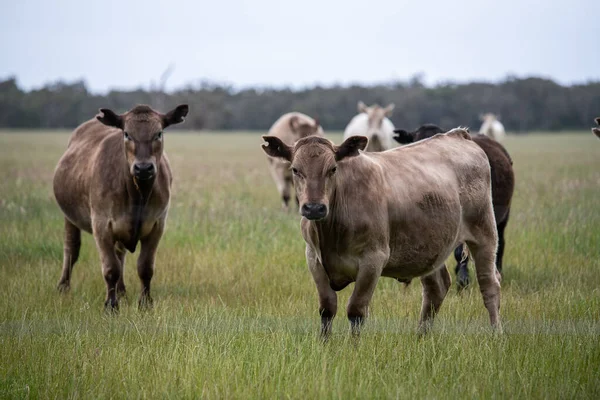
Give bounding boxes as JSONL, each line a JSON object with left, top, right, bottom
{"left": 394, "top": 124, "right": 514, "bottom": 290}
{"left": 262, "top": 129, "right": 501, "bottom": 338}
{"left": 343, "top": 101, "right": 396, "bottom": 152}
{"left": 592, "top": 117, "right": 600, "bottom": 139}
{"left": 265, "top": 112, "right": 323, "bottom": 210}
{"left": 53, "top": 104, "right": 188, "bottom": 310}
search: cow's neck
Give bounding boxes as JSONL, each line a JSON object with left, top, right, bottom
{"left": 123, "top": 167, "right": 156, "bottom": 253}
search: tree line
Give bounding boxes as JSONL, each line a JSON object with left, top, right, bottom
{"left": 1, "top": 76, "right": 599, "bottom": 132}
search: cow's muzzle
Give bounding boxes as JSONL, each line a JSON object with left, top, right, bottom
{"left": 301, "top": 203, "right": 328, "bottom": 220}
{"left": 133, "top": 162, "right": 156, "bottom": 181}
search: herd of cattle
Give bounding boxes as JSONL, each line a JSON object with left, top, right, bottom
{"left": 52, "top": 103, "right": 600, "bottom": 338}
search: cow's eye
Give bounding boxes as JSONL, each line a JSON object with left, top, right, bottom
{"left": 124, "top": 132, "right": 131, "bottom": 141}
{"left": 292, "top": 167, "right": 300, "bottom": 176}
{"left": 330, "top": 166, "right": 337, "bottom": 175}
{"left": 155, "top": 131, "right": 163, "bottom": 141}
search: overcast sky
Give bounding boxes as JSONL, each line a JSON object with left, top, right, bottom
{"left": 1, "top": 0, "right": 599, "bottom": 93}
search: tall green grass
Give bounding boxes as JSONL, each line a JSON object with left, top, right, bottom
{"left": 1, "top": 131, "right": 599, "bottom": 399}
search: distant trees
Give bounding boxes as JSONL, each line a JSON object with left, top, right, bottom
{"left": 0, "top": 76, "right": 598, "bottom": 132}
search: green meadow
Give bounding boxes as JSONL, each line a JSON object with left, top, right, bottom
{"left": 0, "top": 131, "right": 599, "bottom": 399}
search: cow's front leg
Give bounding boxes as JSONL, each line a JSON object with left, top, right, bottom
{"left": 346, "top": 252, "right": 386, "bottom": 336}
{"left": 306, "top": 247, "right": 337, "bottom": 340}
{"left": 418, "top": 264, "right": 451, "bottom": 335}
{"left": 137, "top": 221, "right": 165, "bottom": 310}
{"left": 93, "top": 224, "right": 121, "bottom": 311}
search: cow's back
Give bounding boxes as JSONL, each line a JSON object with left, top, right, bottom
{"left": 339, "top": 131, "right": 490, "bottom": 279}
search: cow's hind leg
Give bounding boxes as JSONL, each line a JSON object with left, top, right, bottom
{"left": 115, "top": 243, "right": 127, "bottom": 298}
{"left": 418, "top": 264, "right": 451, "bottom": 335}
{"left": 466, "top": 237, "right": 502, "bottom": 332}
{"left": 495, "top": 209, "right": 510, "bottom": 276}
{"left": 454, "top": 244, "right": 470, "bottom": 291}
{"left": 137, "top": 221, "right": 165, "bottom": 310}
{"left": 57, "top": 218, "right": 81, "bottom": 292}
{"left": 281, "top": 176, "right": 293, "bottom": 210}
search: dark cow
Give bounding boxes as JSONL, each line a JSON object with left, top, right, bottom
{"left": 393, "top": 124, "right": 514, "bottom": 290}
{"left": 592, "top": 117, "right": 600, "bottom": 139}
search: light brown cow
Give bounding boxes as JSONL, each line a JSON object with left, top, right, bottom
{"left": 53, "top": 104, "right": 188, "bottom": 310}
{"left": 265, "top": 112, "right": 323, "bottom": 209}
{"left": 592, "top": 117, "right": 600, "bottom": 139}
{"left": 262, "top": 129, "right": 501, "bottom": 338}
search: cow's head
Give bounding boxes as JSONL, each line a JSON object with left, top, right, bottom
{"left": 289, "top": 115, "right": 321, "bottom": 138}
{"left": 593, "top": 117, "right": 600, "bottom": 139}
{"left": 480, "top": 113, "right": 499, "bottom": 122}
{"left": 393, "top": 124, "right": 445, "bottom": 144}
{"left": 358, "top": 101, "right": 394, "bottom": 151}
{"left": 97, "top": 104, "right": 188, "bottom": 182}
{"left": 262, "top": 135, "right": 368, "bottom": 220}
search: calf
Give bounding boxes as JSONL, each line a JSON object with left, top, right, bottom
{"left": 343, "top": 101, "right": 396, "bottom": 151}
{"left": 394, "top": 124, "right": 514, "bottom": 289}
{"left": 593, "top": 117, "right": 600, "bottom": 139}
{"left": 265, "top": 112, "right": 323, "bottom": 209}
{"left": 262, "top": 130, "right": 501, "bottom": 338}
{"left": 53, "top": 104, "right": 188, "bottom": 310}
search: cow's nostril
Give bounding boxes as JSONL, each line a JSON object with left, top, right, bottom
{"left": 316, "top": 204, "right": 326, "bottom": 213}
{"left": 134, "top": 163, "right": 155, "bottom": 178}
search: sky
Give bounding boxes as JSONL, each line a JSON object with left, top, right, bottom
{"left": 1, "top": 0, "right": 599, "bottom": 93}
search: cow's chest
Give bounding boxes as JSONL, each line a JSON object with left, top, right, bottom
{"left": 321, "top": 252, "right": 360, "bottom": 291}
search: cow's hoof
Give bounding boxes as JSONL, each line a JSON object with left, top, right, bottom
{"left": 57, "top": 281, "right": 70, "bottom": 293}
{"left": 138, "top": 295, "right": 153, "bottom": 311}
{"left": 104, "top": 298, "right": 119, "bottom": 313}
{"left": 456, "top": 275, "right": 470, "bottom": 292}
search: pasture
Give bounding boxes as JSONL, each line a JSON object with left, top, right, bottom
{"left": 0, "top": 130, "right": 599, "bottom": 399}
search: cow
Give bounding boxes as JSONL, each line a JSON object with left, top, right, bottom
{"left": 53, "top": 104, "right": 189, "bottom": 310}
{"left": 343, "top": 101, "right": 396, "bottom": 152}
{"left": 264, "top": 112, "right": 323, "bottom": 210}
{"left": 592, "top": 117, "right": 600, "bottom": 139}
{"left": 261, "top": 129, "right": 502, "bottom": 338}
{"left": 394, "top": 124, "right": 514, "bottom": 290}
{"left": 479, "top": 113, "right": 506, "bottom": 141}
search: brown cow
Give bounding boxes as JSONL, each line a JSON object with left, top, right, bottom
{"left": 393, "top": 124, "right": 514, "bottom": 290}
{"left": 265, "top": 112, "right": 323, "bottom": 209}
{"left": 262, "top": 129, "right": 501, "bottom": 338}
{"left": 53, "top": 104, "right": 188, "bottom": 310}
{"left": 593, "top": 117, "right": 600, "bottom": 139}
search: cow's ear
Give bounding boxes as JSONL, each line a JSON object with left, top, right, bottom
{"left": 384, "top": 103, "right": 395, "bottom": 116}
{"left": 335, "top": 136, "right": 368, "bottom": 161}
{"left": 357, "top": 101, "right": 368, "bottom": 113}
{"left": 393, "top": 129, "right": 414, "bottom": 144}
{"left": 96, "top": 108, "right": 123, "bottom": 129}
{"left": 593, "top": 127, "right": 600, "bottom": 139}
{"left": 262, "top": 136, "right": 293, "bottom": 162}
{"left": 163, "top": 104, "right": 189, "bottom": 128}
{"left": 595, "top": 117, "right": 600, "bottom": 126}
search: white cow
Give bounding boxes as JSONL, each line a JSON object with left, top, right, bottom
{"left": 479, "top": 113, "right": 506, "bottom": 141}
{"left": 343, "top": 101, "right": 396, "bottom": 151}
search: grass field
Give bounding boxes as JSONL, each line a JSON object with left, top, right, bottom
{"left": 1, "top": 130, "right": 599, "bottom": 399}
